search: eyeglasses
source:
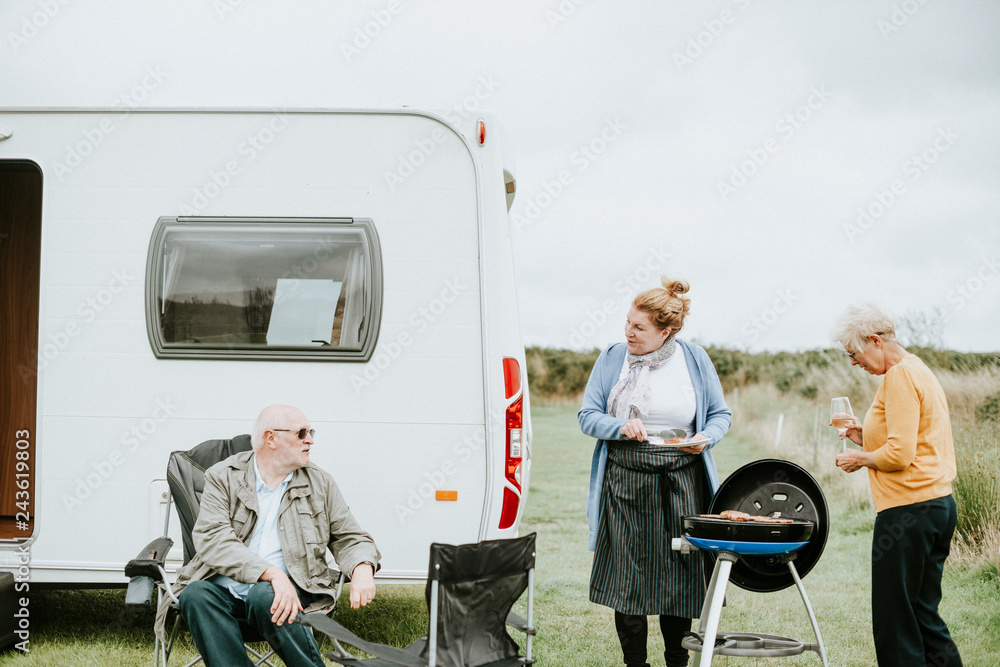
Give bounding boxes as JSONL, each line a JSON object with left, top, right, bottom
{"left": 847, "top": 332, "right": 885, "bottom": 359}
{"left": 272, "top": 428, "right": 315, "bottom": 440}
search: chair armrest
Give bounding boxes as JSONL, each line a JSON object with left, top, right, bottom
{"left": 124, "top": 536, "right": 174, "bottom": 581}
{"left": 505, "top": 610, "right": 537, "bottom": 636}
{"left": 332, "top": 570, "right": 346, "bottom": 611}
{"left": 298, "top": 612, "right": 426, "bottom": 667}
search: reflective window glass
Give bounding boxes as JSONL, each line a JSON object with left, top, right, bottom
{"left": 147, "top": 218, "right": 381, "bottom": 360}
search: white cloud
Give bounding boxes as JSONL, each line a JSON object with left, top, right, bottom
{"left": 3, "top": 0, "right": 997, "bottom": 351}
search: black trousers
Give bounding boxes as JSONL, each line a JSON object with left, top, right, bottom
{"left": 615, "top": 610, "right": 691, "bottom": 667}
{"left": 871, "top": 495, "right": 962, "bottom": 667}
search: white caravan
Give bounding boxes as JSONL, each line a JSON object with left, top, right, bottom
{"left": 0, "top": 108, "right": 531, "bottom": 594}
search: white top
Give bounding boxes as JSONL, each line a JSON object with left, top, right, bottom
{"left": 212, "top": 455, "right": 293, "bottom": 600}
{"left": 645, "top": 345, "right": 697, "bottom": 438}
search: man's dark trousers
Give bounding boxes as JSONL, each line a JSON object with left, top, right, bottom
{"left": 179, "top": 579, "right": 324, "bottom": 667}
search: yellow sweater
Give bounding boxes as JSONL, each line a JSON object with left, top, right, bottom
{"left": 862, "top": 354, "right": 956, "bottom": 512}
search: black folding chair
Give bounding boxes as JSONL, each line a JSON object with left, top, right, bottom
{"left": 125, "top": 434, "right": 343, "bottom": 666}
{"left": 301, "top": 533, "right": 537, "bottom": 667}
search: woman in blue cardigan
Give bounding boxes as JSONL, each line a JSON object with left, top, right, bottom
{"left": 578, "top": 277, "right": 732, "bottom": 667}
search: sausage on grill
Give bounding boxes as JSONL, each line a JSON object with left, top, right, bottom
{"left": 700, "top": 510, "right": 794, "bottom": 524}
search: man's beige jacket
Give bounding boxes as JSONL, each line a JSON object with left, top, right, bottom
{"left": 154, "top": 450, "right": 380, "bottom": 641}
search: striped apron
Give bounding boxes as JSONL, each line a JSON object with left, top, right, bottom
{"left": 589, "top": 442, "right": 709, "bottom": 617}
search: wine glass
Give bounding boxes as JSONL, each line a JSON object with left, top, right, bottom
{"left": 830, "top": 397, "right": 854, "bottom": 452}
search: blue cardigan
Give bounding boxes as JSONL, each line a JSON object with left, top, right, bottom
{"left": 578, "top": 340, "right": 732, "bottom": 551}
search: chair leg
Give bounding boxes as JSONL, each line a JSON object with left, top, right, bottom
{"left": 160, "top": 609, "right": 306, "bottom": 667}
{"left": 158, "top": 611, "right": 209, "bottom": 667}
{"left": 428, "top": 579, "right": 439, "bottom": 667}
{"left": 526, "top": 568, "right": 535, "bottom": 663}
{"left": 246, "top": 628, "right": 325, "bottom": 667}
{"left": 245, "top": 644, "right": 278, "bottom": 666}
{"left": 161, "top": 614, "right": 188, "bottom": 667}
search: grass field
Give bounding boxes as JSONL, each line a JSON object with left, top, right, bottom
{"left": 2, "top": 405, "right": 998, "bottom": 666}
{"left": 516, "top": 406, "right": 1000, "bottom": 666}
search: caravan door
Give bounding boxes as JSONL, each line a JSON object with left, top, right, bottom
{"left": 0, "top": 160, "right": 41, "bottom": 543}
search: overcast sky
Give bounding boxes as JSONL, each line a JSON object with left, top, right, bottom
{"left": 4, "top": 0, "right": 998, "bottom": 352}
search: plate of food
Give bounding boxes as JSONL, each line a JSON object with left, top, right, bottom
{"left": 647, "top": 429, "right": 708, "bottom": 448}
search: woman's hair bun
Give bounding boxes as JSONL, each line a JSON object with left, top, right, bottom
{"left": 661, "top": 277, "right": 689, "bottom": 296}
{"left": 633, "top": 276, "right": 691, "bottom": 334}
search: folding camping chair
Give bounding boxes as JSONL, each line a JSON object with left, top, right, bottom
{"left": 301, "top": 533, "right": 537, "bottom": 667}
{"left": 124, "top": 434, "right": 343, "bottom": 667}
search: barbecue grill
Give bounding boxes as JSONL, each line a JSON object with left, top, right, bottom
{"left": 672, "top": 459, "right": 830, "bottom": 666}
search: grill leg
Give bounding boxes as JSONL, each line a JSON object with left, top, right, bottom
{"left": 697, "top": 552, "right": 737, "bottom": 667}
{"left": 788, "top": 560, "right": 828, "bottom": 666}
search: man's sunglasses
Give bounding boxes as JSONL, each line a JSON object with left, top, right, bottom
{"left": 272, "top": 428, "right": 315, "bottom": 440}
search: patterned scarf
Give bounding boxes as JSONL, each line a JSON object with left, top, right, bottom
{"left": 607, "top": 337, "right": 678, "bottom": 422}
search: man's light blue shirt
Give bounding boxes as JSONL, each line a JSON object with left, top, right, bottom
{"left": 212, "top": 455, "right": 293, "bottom": 600}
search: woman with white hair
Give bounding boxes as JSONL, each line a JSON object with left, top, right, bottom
{"left": 579, "top": 276, "right": 731, "bottom": 667}
{"left": 833, "top": 303, "right": 962, "bottom": 667}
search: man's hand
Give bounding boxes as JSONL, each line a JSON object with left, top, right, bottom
{"left": 259, "top": 566, "right": 303, "bottom": 626}
{"left": 349, "top": 562, "right": 376, "bottom": 609}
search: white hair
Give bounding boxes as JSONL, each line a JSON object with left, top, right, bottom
{"left": 251, "top": 406, "right": 285, "bottom": 451}
{"left": 832, "top": 302, "right": 897, "bottom": 352}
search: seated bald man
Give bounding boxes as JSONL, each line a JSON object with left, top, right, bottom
{"left": 155, "top": 405, "right": 380, "bottom": 667}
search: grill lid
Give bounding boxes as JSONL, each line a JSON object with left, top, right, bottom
{"left": 703, "top": 459, "right": 829, "bottom": 593}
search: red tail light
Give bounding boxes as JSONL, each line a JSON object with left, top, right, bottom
{"left": 499, "top": 357, "right": 523, "bottom": 529}
{"left": 499, "top": 488, "right": 519, "bottom": 529}
{"left": 502, "top": 357, "right": 520, "bottom": 398}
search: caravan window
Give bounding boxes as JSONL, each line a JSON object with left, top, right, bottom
{"left": 146, "top": 217, "right": 382, "bottom": 360}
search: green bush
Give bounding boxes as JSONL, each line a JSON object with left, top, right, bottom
{"left": 798, "top": 384, "right": 819, "bottom": 400}
{"left": 525, "top": 347, "right": 600, "bottom": 400}
{"left": 953, "top": 423, "right": 1000, "bottom": 548}
{"left": 702, "top": 345, "right": 743, "bottom": 390}
{"left": 908, "top": 346, "right": 1000, "bottom": 373}
{"left": 524, "top": 346, "right": 1000, "bottom": 408}
{"left": 975, "top": 392, "right": 1000, "bottom": 424}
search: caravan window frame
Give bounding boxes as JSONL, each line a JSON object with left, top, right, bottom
{"left": 145, "top": 217, "right": 382, "bottom": 361}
